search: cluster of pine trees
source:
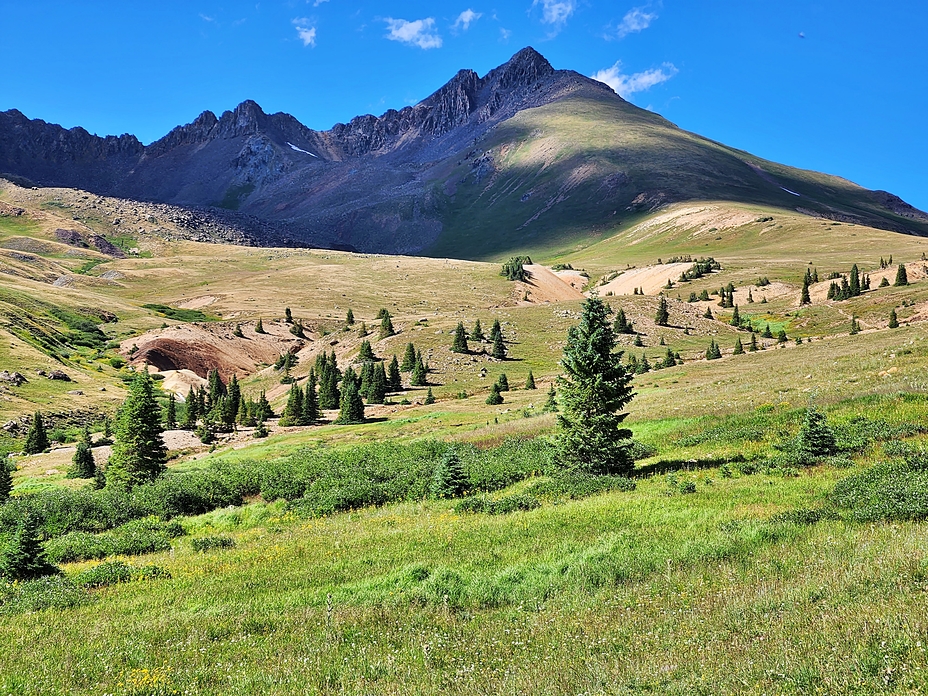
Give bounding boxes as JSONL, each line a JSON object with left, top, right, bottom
{"left": 675, "top": 257, "right": 721, "bottom": 282}
{"left": 826, "top": 264, "right": 870, "bottom": 301}
{"left": 449, "top": 319, "right": 507, "bottom": 359}
{"left": 181, "top": 370, "right": 271, "bottom": 434}
{"left": 401, "top": 342, "right": 430, "bottom": 386}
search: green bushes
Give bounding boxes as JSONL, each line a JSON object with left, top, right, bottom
{"left": 73, "top": 560, "right": 171, "bottom": 588}
{"left": 526, "top": 473, "right": 635, "bottom": 500}
{"left": 191, "top": 536, "right": 235, "bottom": 552}
{"left": 44, "top": 517, "right": 185, "bottom": 563}
{"left": 454, "top": 493, "right": 541, "bottom": 514}
{"left": 829, "top": 454, "right": 928, "bottom": 522}
{"left": 0, "top": 576, "right": 88, "bottom": 615}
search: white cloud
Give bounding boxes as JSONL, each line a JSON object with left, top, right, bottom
{"left": 384, "top": 17, "right": 442, "bottom": 49}
{"left": 615, "top": 7, "right": 657, "bottom": 38}
{"left": 292, "top": 18, "right": 317, "bottom": 46}
{"left": 454, "top": 9, "right": 482, "bottom": 30}
{"left": 313, "top": 0, "right": 329, "bottom": 5}
{"left": 533, "top": 0, "right": 576, "bottom": 29}
{"left": 500, "top": 27, "right": 512, "bottom": 41}
{"left": 591, "top": 61, "right": 678, "bottom": 99}
{"left": 199, "top": 13, "right": 215, "bottom": 22}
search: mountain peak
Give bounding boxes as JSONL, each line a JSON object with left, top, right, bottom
{"left": 488, "top": 47, "right": 554, "bottom": 90}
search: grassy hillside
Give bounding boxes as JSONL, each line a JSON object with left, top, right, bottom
{"left": 4, "top": 179, "right": 928, "bottom": 693}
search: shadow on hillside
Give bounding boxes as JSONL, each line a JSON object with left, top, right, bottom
{"left": 633, "top": 453, "right": 747, "bottom": 478}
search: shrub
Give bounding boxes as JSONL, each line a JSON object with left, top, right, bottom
{"left": 73, "top": 560, "right": 133, "bottom": 588}
{"left": 454, "top": 493, "right": 541, "bottom": 514}
{"left": 526, "top": 473, "right": 635, "bottom": 500}
{"left": 0, "top": 576, "right": 88, "bottom": 615}
{"left": 191, "top": 535, "right": 235, "bottom": 552}
{"left": 44, "top": 517, "right": 184, "bottom": 563}
{"left": 829, "top": 455, "right": 928, "bottom": 522}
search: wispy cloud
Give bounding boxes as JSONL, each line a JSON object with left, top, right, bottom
{"left": 199, "top": 13, "right": 215, "bottom": 22}
{"left": 500, "top": 27, "right": 512, "bottom": 41}
{"left": 312, "top": 0, "right": 329, "bottom": 6}
{"left": 292, "top": 18, "right": 317, "bottom": 46}
{"left": 591, "top": 61, "right": 678, "bottom": 99}
{"left": 614, "top": 6, "right": 658, "bottom": 38}
{"left": 384, "top": 17, "right": 442, "bottom": 49}
{"left": 533, "top": 0, "right": 576, "bottom": 31}
{"left": 454, "top": 9, "right": 482, "bottom": 31}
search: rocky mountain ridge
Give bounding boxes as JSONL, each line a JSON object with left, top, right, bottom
{"left": 1, "top": 47, "right": 926, "bottom": 257}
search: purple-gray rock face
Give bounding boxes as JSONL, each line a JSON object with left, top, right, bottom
{"left": 0, "top": 46, "right": 925, "bottom": 256}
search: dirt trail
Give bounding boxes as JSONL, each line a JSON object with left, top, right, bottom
{"left": 518, "top": 265, "right": 585, "bottom": 303}
{"left": 595, "top": 263, "right": 693, "bottom": 296}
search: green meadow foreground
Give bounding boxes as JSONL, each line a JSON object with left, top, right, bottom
{"left": 4, "top": 182, "right": 928, "bottom": 694}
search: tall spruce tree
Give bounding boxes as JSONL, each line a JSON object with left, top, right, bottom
{"left": 379, "top": 313, "right": 395, "bottom": 338}
{"left": 895, "top": 263, "right": 909, "bottom": 286}
{"left": 555, "top": 296, "right": 635, "bottom": 475}
{"left": 334, "top": 368, "right": 365, "bottom": 424}
{"left": 485, "top": 382, "right": 503, "bottom": 405}
{"left": 489, "top": 319, "right": 502, "bottom": 343}
{"left": 303, "top": 369, "right": 320, "bottom": 423}
{"left": 496, "top": 373, "right": 510, "bottom": 392}
{"left": 543, "top": 384, "right": 558, "bottom": 412}
{"left": 358, "top": 340, "right": 376, "bottom": 362}
{"left": 0, "top": 516, "right": 58, "bottom": 581}
{"left": 525, "top": 370, "right": 536, "bottom": 390}
{"left": 430, "top": 450, "right": 468, "bottom": 499}
{"left": 285, "top": 307, "right": 293, "bottom": 324}
{"left": 849, "top": 264, "right": 861, "bottom": 297}
{"left": 613, "top": 307, "right": 634, "bottom": 334}
{"left": 163, "top": 393, "right": 177, "bottom": 429}
{"left": 655, "top": 295, "right": 670, "bottom": 326}
{"left": 367, "top": 362, "right": 387, "bottom": 404}
{"left": 280, "top": 382, "right": 304, "bottom": 426}
{"left": 797, "top": 407, "right": 837, "bottom": 464}
{"left": 470, "top": 319, "right": 485, "bottom": 342}
{"left": 401, "top": 342, "right": 417, "bottom": 371}
{"left": 491, "top": 331, "right": 507, "bottom": 360}
{"left": 23, "top": 412, "right": 49, "bottom": 455}
{"left": 800, "top": 278, "right": 811, "bottom": 305}
{"left": 733, "top": 337, "right": 744, "bottom": 355}
{"left": 106, "top": 371, "right": 167, "bottom": 489}
{"left": 749, "top": 333, "right": 759, "bottom": 352}
{"left": 69, "top": 426, "right": 95, "bottom": 479}
{"left": 889, "top": 308, "right": 899, "bottom": 328}
{"left": 730, "top": 305, "right": 741, "bottom": 326}
{"left": 451, "top": 322, "right": 469, "bottom": 353}
{"left": 227, "top": 375, "right": 241, "bottom": 424}
{"left": 411, "top": 353, "right": 428, "bottom": 386}
{"left": 254, "top": 318, "right": 265, "bottom": 334}
{"left": 387, "top": 355, "right": 402, "bottom": 391}
{"left": 346, "top": 308, "right": 355, "bottom": 325}
{"left": 183, "top": 387, "right": 198, "bottom": 429}
{"left": 424, "top": 387, "right": 436, "bottom": 404}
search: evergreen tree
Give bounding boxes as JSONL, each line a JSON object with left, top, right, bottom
{"left": 655, "top": 295, "right": 670, "bottom": 326}
{"left": 485, "top": 383, "right": 503, "bottom": 405}
{"left": 253, "top": 415, "right": 269, "bottom": 439}
{"left": 633, "top": 334, "right": 644, "bottom": 347}
{"left": 379, "top": 313, "right": 395, "bottom": 338}
{"left": 800, "top": 278, "right": 811, "bottom": 305}
{"left": 777, "top": 329, "right": 788, "bottom": 343}
{"left": 543, "top": 384, "right": 557, "bottom": 412}
{"left": 613, "top": 307, "right": 634, "bottom": 334}
{"left": 206, "top": 369, "right": 226, "bottom": 411}
{"left": 889, "top": 308, "right": 899, "bottom": 329}
{"left": 183, "top": 387, "right": 198, "bottom": 429}
{"left": 733, "top": 337, "right": 744, "bottom": 355}
{"left": 730, "top": 304, "right": 741, "bottom": 326}
{"left": 895, "top": 263, "right": 909, "bottom": 286}
{"left": 256, "top": 391, "right": 274, "bottom": 420}
{"left": 285, "top": 307, "right": 293, "bottom": 324}
{"left": 556, "top": 296, "right": 635, "bottom": 475}
{"left": 804, "top": 267, "right": 813, "bottom": 286}
{"left": 387, "top": 355, "right": 402, "bottom": 391}
{"left": 280, "top": 382, "right": 304, "bottom": 426}
{"left": 106, "top": 371, "right": 167, "bottom": 489}
{"left": 163, "top": 393, "right": 177, "bottom": 429}
{"left": 69, "top": 426, "right": 95, "bottom": 479}
{"left": 290, "top": 320, "right": 305, "bottom": 338}
{"left": 879, "top": 276, "right": 890, "bottom": 288}
{"left": 411, "top": 353, "right": 428, "bottom": 387}
{"left": 813, "top": 268, "right": 819, "bottom": 283}
{"left": 23, "top": 412, "right": 49, "bottom": 455}
{"left": 255, "top": 318, "right": 265, "bottom": 334}
{"left": 233, "top": 324, "right": 244, "bottom": 338}
{"left": 227, "top": 375, "right": 241, "bottom": 424}
{"left": 318, "top": 355, "right": 341, "bottom": 410}
{"left": 489, "top": 319, "right": 502, "bottom": 343}
{"left": 747, "top": 289, "right": 754, "bottom": 303}
{"left": 749, "top": 333, "right": 758, "bottom": 352}
{"left": 492, "top": 331, "right": 507, "bottom": 360}
{"left": 424, "top": 388, "right": 436, "bottom": 405}
{"left": 525, "top": 370, "right": 536, "bottom": 390}
{"left": 706, "top": 340, "right": 722, "bottom": 360}
{"left": 699, "top": 289, "right": 710, "bottom": 301}
{"left": 496, "top": 373, "right": 510, "bottom": 392}
{"left": 0, "top": 516, "right": 58, "bottom": 581}
{"left": 451, "top": 322, "right": 469, "bottom": 353}
{"left": 849, "top": 264, "right": 861, "bottom": 297}
{"left": 401, "top": 342, "right": 417, "bottom": 371}
{"left": 334, "top": 368, "right": 365, "bottom": 424}
{"left": 376, "top": 308, "right": 390, "bottom": 320}
{"left": 367, "top": 362, "right": 387, "bottom": 404}
{"left": 346, "top": 308, "right": 355, "bottom": 325}
{"left": 358, "top": 340, "right": 376, "bottom": 362}
{"left": 849, "top": 317, "right": 861, "bottom": 335}
{"left": 303, "top": 369, "right": 320, "bottom": 423}
{"left": 797, "top": 407, "right": 837, "bottom": 464}
{"left": 358, "top": 322, "right": 368, "bottom": 337}
{"left": 762, "top": 324, "right": 773, "bottom": 339}
{"left": 637, "top": 353, "right": 651, "bottom": 374}
{"left": 430, "top": 450, "right": 468, "bottom": 499}
{"left": 470, "top": 319, "right": 485, "bottom": 342}
{"left": 0, "top": 461, "right": 11, "bottom": 501}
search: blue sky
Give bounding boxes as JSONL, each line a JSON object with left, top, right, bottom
{"left": 1, "top": 1, "right": 926, "bottom": 210}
